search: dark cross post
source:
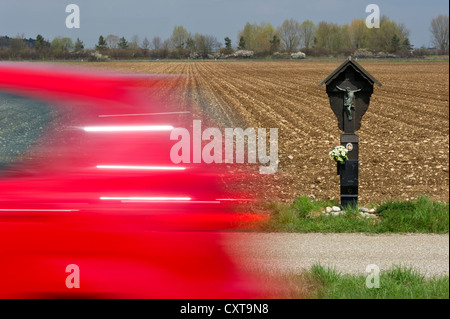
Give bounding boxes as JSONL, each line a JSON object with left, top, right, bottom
{"left": 319, "top": 57, "right": 382, "bottom": 208}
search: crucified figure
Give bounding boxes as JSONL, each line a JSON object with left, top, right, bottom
{"left": 336, "top": 86, "right": 361, "bottom": 121}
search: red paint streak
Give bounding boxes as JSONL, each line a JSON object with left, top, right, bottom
{"left": 0, "top": 64, "right": 273, "bottom": 298}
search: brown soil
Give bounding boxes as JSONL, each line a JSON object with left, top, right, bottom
{"left": 71, "top": 61, "right": 449, "bottom": 204}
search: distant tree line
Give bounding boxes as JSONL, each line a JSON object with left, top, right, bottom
{"left": 236, "top": 16, "right": 434, "bottom": 57}
{"left": 1, "top": 15, "right": 448, "bottom": 61}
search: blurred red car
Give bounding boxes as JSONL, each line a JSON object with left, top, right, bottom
{"left": 0, "top": 63, "right": 269, "bottom": 298}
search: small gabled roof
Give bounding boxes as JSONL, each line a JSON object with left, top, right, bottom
{"left": 318, "top": 56, "right": 382, "bottom": 87}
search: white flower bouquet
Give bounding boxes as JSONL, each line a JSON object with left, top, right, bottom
{"left": 329, "top": 145, "right": 348, "bottom": 164}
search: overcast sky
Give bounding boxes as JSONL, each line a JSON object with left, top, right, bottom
{"left": 1, "top": 0, "right": 448, "bottom": 49}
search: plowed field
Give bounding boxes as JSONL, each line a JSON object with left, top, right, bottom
{"left": 73, "top": 61, "right": 449, "bottom": 204}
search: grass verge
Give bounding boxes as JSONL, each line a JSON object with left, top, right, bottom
{"left": 263, "top": 195, "right": 449, "bottom": 233}
{"left": 281, "top": 264, "right": 449, "bottom": 299}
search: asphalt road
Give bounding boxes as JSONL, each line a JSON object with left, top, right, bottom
{"left": 221, "top": 233, "right": 449, "bottom": 277}
{"left": 0, "top": 91, "right": 53, "bottom": 168}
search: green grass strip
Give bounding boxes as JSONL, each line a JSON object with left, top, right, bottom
{"left": 264, "top": 195, "right": 449, "bottom": 233}
{"left": 295, "top": 264, "right": 449, "bottom": 299}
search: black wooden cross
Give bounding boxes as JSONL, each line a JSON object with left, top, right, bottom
{"left": 319, "top": 57, "right": 382, "bottom": 207}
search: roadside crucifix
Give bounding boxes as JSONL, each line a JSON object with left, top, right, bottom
{"left": 319, "top": 57, "right": 382, "bottom": 207}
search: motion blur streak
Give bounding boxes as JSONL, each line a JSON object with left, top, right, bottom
{"left": 98, "top": 111, "right": 190, "bottom": 117}
{"left": 121, "top": 201, "right": 221, "bottom": 204}
{"left": 0, "top": 63, "right": 281, "bottom": 298}
{"left": 83, "top": 125, "right": 174, "bottom": 132}
{"left": 0, "top": 209, "right": 79, "bottom": 212}
{"left": 96, "top": 165, "right": 186, "bottom": 171}
{"left": 216, "top": 199, "right": 255, "bottom": 202}
{"left": 100, "top": 197, "right": 192, "bottom": 201}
